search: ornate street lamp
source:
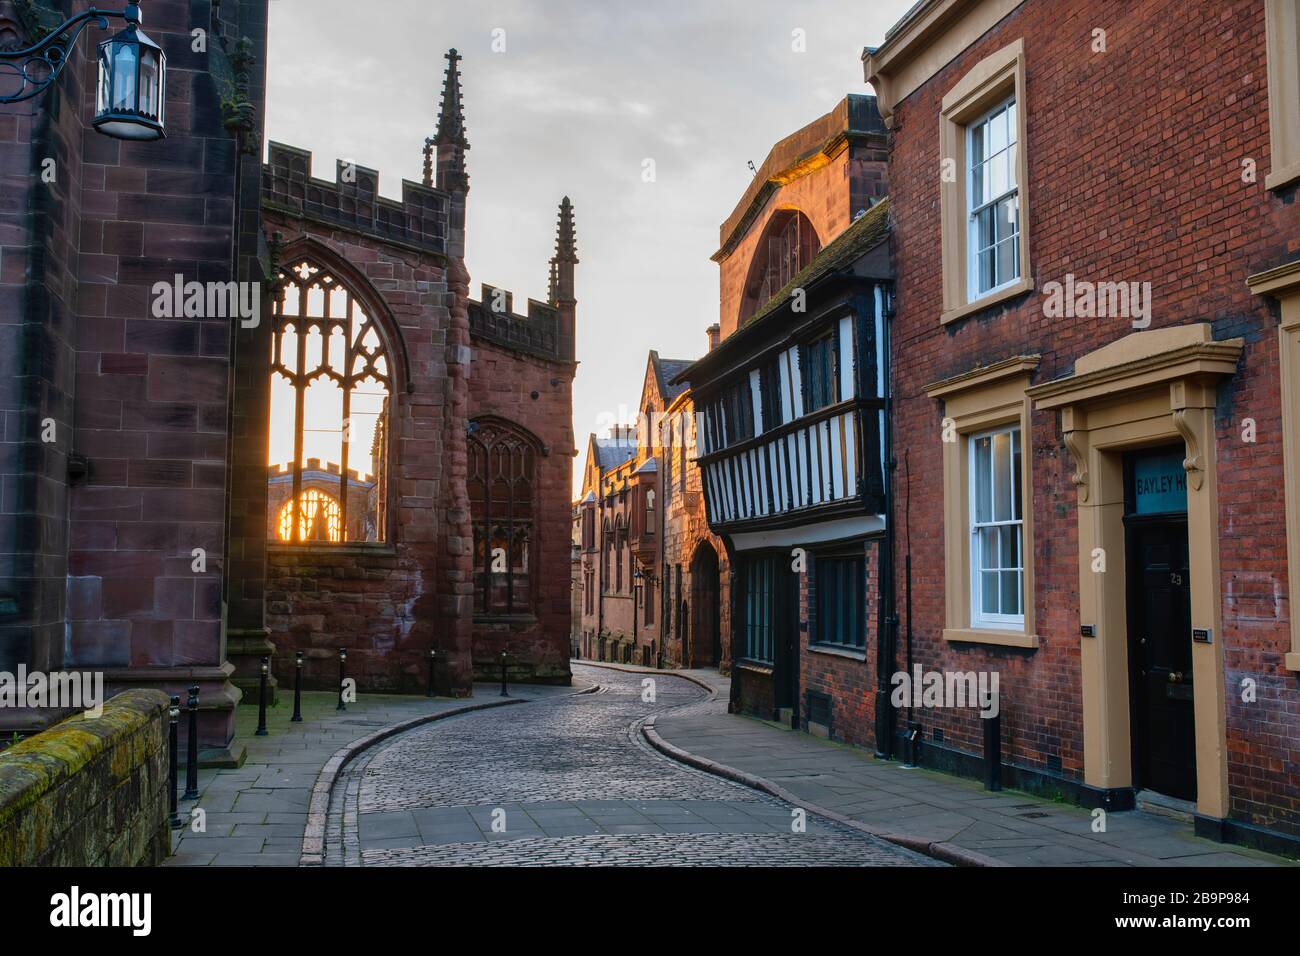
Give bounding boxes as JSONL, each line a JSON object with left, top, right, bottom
{"left": 0, "top": 3, "right": 165, "bottom": 141}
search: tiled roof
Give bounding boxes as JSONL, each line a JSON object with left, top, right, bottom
{"left": 654, "top": 356, "right": 695, "bottom": 401}
{"left": 595, "top": 438, "right": 636, "bottom": 471}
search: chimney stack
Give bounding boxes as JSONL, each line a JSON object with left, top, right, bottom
{"left": 706, "top": 324, "right": 721, "bottom": 352}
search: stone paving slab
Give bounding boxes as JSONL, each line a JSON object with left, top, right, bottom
{"left": 646, "top": 670, "right": 1292, "bottom": 868}
{"left": 165, "top": 682, "right": 583, "bottom": 867}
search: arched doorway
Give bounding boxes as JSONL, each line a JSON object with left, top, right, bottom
{"left": 689, "top": 542, "right": 720, "bottom": 667}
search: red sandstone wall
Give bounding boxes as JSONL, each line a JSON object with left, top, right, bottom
{"left": 259, "top": 218, "right": 460, "bottom": 693}
{"left": 717, "top": 151, "right": 853, "bottom": 341}
{"left": 886, "top": 0, "right": 1300, "bottom": 831}
{"left": 467, "top": 339, "right": 575, "bottom": 682}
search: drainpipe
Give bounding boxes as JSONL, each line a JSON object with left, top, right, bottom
{"left": 903, "top": 451, "right": 918, "bottom": 767}
{"left": 875, "top": 286, "right": 899, "bottom": 760}
{"left": 598, "top": 478, "right": 605, "bottom": 641}
{"left": 659, "top": 441, "right": 668, "bottom": 668}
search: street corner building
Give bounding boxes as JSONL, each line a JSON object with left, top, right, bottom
{"left": 0, "top": 0, "right": 577, "bottom": 766}
{"left": 679, "top": 92, "right": 892, "bottom": 730}
{"left": 855, "top": 0, "right": 1300, "bottom": 854}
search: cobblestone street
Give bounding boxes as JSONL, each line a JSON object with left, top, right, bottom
{"left": 324, "top": 665, "right": 935, "bottom": 866}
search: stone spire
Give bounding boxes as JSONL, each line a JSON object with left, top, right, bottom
{"left": 549, "top": 197, "right": 577, "bottom": 361}
{"left": 434, "top": 49, "right": 469, "bottom": 192}
{"left": 554, "top": 195, "right": 578, "bottom": 264}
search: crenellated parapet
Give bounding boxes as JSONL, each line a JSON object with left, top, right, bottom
{"left": 268, "top": 460, "right": 372, "bottom": 486}
{"left": 262, "top": 142, "right": 449, "bottom": 256}
{"left": 468, "top": 283, "right": 564, "bottom": 362}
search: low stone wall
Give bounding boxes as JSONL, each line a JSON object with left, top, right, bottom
{"left": 0, "top": 689, "right": 171, "bottom": 866}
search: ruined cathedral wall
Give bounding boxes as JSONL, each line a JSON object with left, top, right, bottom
{"left": 467, "top": 335, "right": 576, "bottom": 684}
{"left": 260, "top": 210, "right": 461, "bottom": 693}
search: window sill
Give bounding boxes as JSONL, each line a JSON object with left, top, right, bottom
{"left": 268, "top": 542, "right": 397, "bottom": 556}
{"left": 943, "top": 627, "right": 1039, "bottom": 649}
{"left": 1285, "top": 651, "right": 1300, "bottom": 673}
{"left": 1265, "top": 160, "right": 1300, "bottom": 193}
{"left": 941, "top": 276, "right": 1034, "bottom": 326}
{"left": 473, "top": 614, "right": 538, "bottom": 627}
{"left": 736, "top": 660, "right": 774, "bottom": 676}
{"left": 807, "top": 643, "right": 867, "bottom": 661}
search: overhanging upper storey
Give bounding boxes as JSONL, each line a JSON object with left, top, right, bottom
{"left": 678, "top": 201, "right": 893, "bottom": 538}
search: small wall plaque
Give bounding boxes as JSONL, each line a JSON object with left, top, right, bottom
{"left": 1192, "top": 627, "right": 1212, "bottom": 644}
{"left": 1080, "top": 624, "right": 1096, "bottom": 638}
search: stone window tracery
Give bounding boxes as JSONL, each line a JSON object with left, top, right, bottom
{"left": 269, "top": 258, "right": 392, "bottom": 544}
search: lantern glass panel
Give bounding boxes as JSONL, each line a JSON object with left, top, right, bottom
{"left": 139, "top": 49, "right": 158, "bottom": 118}
{"left": 110, "top": 40, "right": 137, "bottom": 112}
{"left": 96, "top": 46, "right": 111, "bottom": 115}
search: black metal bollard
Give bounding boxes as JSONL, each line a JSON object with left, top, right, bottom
{"left": 183, "top": 685, "right": 200, "bottom": 799}
{"left": 255, "top": 657, "right": 269, "bottom": 736}
{"left": 499, "top": 651, "right": 508, "bottom": 697}
{"left": 427, "top": 648, "right": 438, "bottom": 698}
{"left": 983, "top": 710, "right": 1002, "bottom": 792}
{"left": 337, "top": 648, "right": 348, "bottom": 711}
{"left": 291, "top": 651, "right": 303, "bottom": 722}
{"left": 904, "top": 721, "right": 922, "bottom": 769}
{"left": 168, "top": 695, "right": 183, "bottom": 828}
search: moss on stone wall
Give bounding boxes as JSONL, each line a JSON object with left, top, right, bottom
{"left": 0, "top": 689, "right": 171, "bottom": 866}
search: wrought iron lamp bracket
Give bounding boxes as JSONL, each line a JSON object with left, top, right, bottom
{"left": 0, "top": 7, "right": 129, "bottom": 105}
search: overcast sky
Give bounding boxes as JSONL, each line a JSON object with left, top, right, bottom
{"left": 265, "top": 0, "right": 916, "bottom": 494}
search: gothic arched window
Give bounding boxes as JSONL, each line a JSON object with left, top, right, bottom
{"left": 739, "top": 209, "right": 821, "bottom": 324}
{"left": 268, "top": 258, "right": 392, "bottom": 544}
{"left": 469, "top": 419, "right": 538, "bottom": 615}
{"left": 276, "top": 488, "right": 341, "bottom": 543}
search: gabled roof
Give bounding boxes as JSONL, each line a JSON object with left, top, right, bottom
{"left": 714, "top": 94, "right": 886, "bottom": 262}
{"left": 650, "top": 351, "right": 696, "bottom": 403}
{"left": 634, "top": 458, "right": 658, "bottom": 474}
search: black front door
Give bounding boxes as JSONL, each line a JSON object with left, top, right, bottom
{"left": 1125, "top": 449, "right": 1196, "bottom": 801}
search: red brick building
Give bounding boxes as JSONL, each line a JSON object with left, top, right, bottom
{"left": 864, "top": 0, "right": 1300, "bottom": 853}
{"left": 0, "top": 1, "right": 576, "bottom": 763}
